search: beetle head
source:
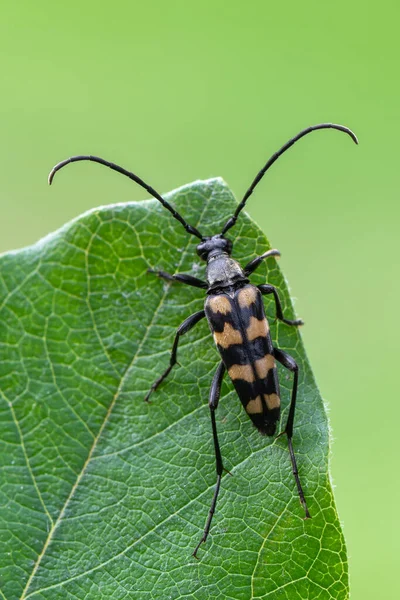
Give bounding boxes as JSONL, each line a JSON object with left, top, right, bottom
{"left": 196, "top": 235, "right": 232, "bottom": 261}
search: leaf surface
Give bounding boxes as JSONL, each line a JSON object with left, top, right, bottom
{"left": 0, "top": 179, "right": 348, "bottom": 599}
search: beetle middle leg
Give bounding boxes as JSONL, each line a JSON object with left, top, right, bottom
{"left": 193, "top": 361, "right": 226, "bottom": 558}
{"left": 274, "top": 347, "right": 310, "bottom": 518}
{"left": 144, "top": 310, "right": 205, "bottom": 402}
{"left": 258, "top": 284, "right": 304, "bottom": 326}
{"left": 148, "top": 269, "right": 208, "bottom": 289}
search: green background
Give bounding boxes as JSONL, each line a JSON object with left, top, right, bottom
{"left": 0, "top": 1, "right": 398, "bottom": 598}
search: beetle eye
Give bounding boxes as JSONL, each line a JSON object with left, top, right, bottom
{"left": 196, "top": 242, "right": 208, "bottom": 260}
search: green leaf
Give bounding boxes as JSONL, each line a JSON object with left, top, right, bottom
{"left": 0, "top": 179, "right": 348, "bottom": 600}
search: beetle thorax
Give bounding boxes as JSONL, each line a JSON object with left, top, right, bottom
{"left": 206, "top": 254, "right": 247, "bottom": 290}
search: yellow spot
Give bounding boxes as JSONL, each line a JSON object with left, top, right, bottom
{"left": 254, "top": 355, "right": 275, "bottom": 379}
{"left": 214, "top": 323, "right": 243, "bottom": 348}
{"left": 238, "top": 286, "right": 258, "bottom": 308}
{"left": 228, "top": 363, "right": 255, "bottom": 382}
{"left": 246, "top": 396, "right": 263, "bottom": 414}
{"left": 208, "top": 295, "right": 231, "bottom": 315}
{"left": 246, "top": 316, "right": 269, "bottom": 341}
{"left": 264, "top": 393, "right": 280, "bottom": 409}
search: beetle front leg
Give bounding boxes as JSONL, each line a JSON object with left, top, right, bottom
{"left": 258, "top": 284, "right": 303, "bottom": 326}
{"left": 243, "top": 248, "right": 281, "bottom": 276}
{"left": 148, "top": 269, "right": 208, "bottom": 289}
{"left": 144, "top": 310, "right": 205, "bottom": 402}
{"left": 193, "top": 361, "right": 226, "bottom": 558}
{"left": 274, "top": 347, "right": 310, "bottom": 518}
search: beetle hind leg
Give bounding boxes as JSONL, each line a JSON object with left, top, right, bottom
{"left": 274, "top": 347, "right": 310, "bottom": 518}
{"left": 193, "top": 361, "right": 226, "bottom": 558}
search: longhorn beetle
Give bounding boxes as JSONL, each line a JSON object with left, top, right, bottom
{"left": 49, "top": 123, "right": 358, "bottom": 557}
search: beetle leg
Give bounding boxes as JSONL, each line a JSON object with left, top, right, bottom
{"left": 148, "top": 269, "right": 208, "bottom": 289}
{"left": 243, "top": 248, "right": 281, "bottom": 276}
{"left": 258, "top": 284, "right": 303, "bottom": 326}
{"left": 193, "top": 361, "right": 226, "bottom": 558}
{"left": 144, "top": 310, "right": 205, "bottom": 402}
{"left": 274, "top": 347, "right": 310, "bottom": 518}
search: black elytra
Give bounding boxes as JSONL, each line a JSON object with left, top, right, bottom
{"left": 49, "top": 123, "right": 358, "bottom": 558}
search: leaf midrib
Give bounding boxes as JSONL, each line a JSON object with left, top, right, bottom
{"left": 19, "top": 198, "right": 210, "bottom": 599}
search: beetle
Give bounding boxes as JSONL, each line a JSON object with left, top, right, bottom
{"left": 49, "top": 123, "right": 358, "bottom": 557}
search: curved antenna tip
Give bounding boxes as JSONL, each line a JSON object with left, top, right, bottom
{"left": 48, "top": 162, "right": 64, "bottom": 185}
{"left": 221, "top": 121, "right": 359, "bottom": 235}
{"left": 331, "top": 123, "right": 358, "bottom": 145}
{"left": 48, "top": 157, "right": 76, "bottom": 186}
{"left": 347, "top": 128, "right": 359, "bottom": 145}
{"left": 46, "top": 154, "right": 203, "bottom": 239}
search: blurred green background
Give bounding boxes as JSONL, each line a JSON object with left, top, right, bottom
{"left": 0, "top": 1, "right": 398, "bottom": 597}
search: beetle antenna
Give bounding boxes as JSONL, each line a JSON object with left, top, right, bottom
{"left": 48, "top": 155, "right": 203, "bottom": 240}
{"left": 221, "top": 123, "right": 358, "bottom": 235}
